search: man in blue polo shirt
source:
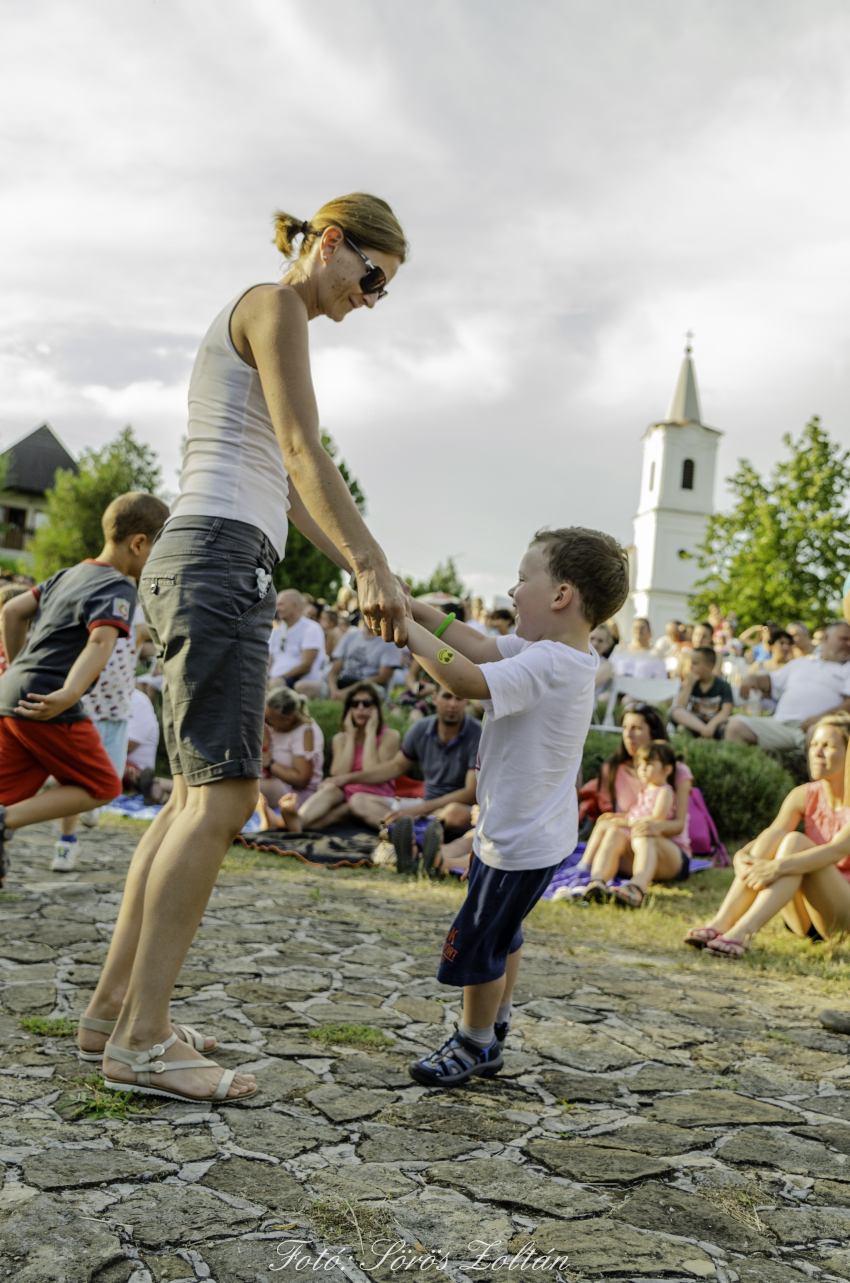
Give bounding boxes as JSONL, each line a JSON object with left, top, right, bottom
{"left": 333, "top": 687, "right": 481, "bottom": 844}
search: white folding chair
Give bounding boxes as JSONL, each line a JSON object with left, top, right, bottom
{"left": 592, "top": 677, "right": 681, "bottom": 732}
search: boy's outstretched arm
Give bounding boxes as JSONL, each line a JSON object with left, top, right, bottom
{"left": 16, "top": 625, "right": 120, "bottom": 721}
{"left": 409, "top": 599, "right": 503, "bottom": 665}
{"left": 405, "top": 619, "right": 491, "bottom": 701}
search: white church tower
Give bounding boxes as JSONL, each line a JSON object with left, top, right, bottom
{"left": 619, "top": 343, "right": 722, "bottom": 640}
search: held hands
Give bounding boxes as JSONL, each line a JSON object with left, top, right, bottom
{"left": 356, "top": 568, "right": 409, "bottom": 645}
{"left": 742, "top": 856, "right": 786, "bottom": 889}
{"left": 15, "top": 688, "right": 79, "bottom": 721}
{"left": 630, "top": 818, "right": 663, "bottom": 839}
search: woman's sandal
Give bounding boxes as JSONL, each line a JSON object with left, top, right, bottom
{"left": 705, "top": 935, "right": 748, "bottom": 960}
{"left": 581, "top": 880, "right": 610, "bottom": 903}
{"left": 612, "top": 882, "right": 645, "bottom": 909}
{"left": 77, "top": 1016, "right": 216, "bottom": 1063}
{"left": 103, "top": 1031, "right": 256, "bottom": 1103}
{"left": 683, "top": 926, "right": 721, "bottom": 950}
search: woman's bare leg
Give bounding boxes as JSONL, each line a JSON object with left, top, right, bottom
{"left": 797, "top": 864, "right": 850, "bottom": 938}
{"left": 80, "top": 776, "right": 190, "bottom": 1053}
{"left": 295, "top": 785, "right": 347, "bottom": 831}
{"left": 703, "top": 848, "right": 762, "bottom": 935}
{"left": 589, "top": 827, "right": 630, "bottom": 883}
{"left": 102, "top": 776, "right": 260, "bottom": 1099}
{"left": 725, "top": 833, "right": 810, "bottom": 942}
{"left": 259, "top": 777, "right": 286, "bottom": 807}
{"left": 629, "top": 836, "right": 684, "bottom": 893}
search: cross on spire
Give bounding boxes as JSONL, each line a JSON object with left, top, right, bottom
{"left": 685, "top": 329, "right": 694, "bottom": 356}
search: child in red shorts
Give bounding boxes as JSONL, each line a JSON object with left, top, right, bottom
{"left": 0, "top": 492, "right": 169, "bottom": 884}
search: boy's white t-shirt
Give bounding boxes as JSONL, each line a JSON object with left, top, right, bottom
{"left": 474, "top": 634, "right": 599, "bottom": 872}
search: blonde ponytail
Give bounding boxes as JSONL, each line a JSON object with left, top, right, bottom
{"left": 272, "top": 192, "right": 408, "bottom": 262}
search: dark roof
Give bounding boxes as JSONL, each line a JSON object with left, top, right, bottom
{"left": 1, "top": 423, "right": 78, "bottom": 496}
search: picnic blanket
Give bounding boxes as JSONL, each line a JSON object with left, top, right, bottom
{"left": 235, "top": 822, "right": 377, "bottom": 869}
{"left": 541, "top": 842, "right": 712, "bottom": 900}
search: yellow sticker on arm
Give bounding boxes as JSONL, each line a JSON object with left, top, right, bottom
{"left": 438, "top": 648, "right": 454, "bottom": 664}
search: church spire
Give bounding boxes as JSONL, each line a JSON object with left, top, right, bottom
{"left": 666, "top": 334, "right": 702, "bottom": 424}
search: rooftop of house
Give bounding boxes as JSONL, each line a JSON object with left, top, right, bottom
{"left": 1, "top": 423, "right": 78, "bottom": 497}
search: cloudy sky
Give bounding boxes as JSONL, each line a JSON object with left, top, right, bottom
{"left": 3, "top": 1, "right": 850, "bottom": 599}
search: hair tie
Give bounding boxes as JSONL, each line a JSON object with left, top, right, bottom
{"left": 300, "top": 220, "right": 310, "bottom": 238}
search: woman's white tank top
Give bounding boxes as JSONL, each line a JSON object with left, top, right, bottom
{"left": 170, "top": 287, "right": 290, "bottom": 557}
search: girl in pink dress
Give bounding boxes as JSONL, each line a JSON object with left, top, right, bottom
{"left": 582, "top": 740, "right": 688, "bottom": 906}
{"left": 685, "top": 713, "right": 850, "bottom": 957}
{"left": 292, "top": 681, "right": 401, "bottom": 832}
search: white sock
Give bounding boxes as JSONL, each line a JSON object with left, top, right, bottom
{"left": 458, "top": 1020, "right": 495, "bottom": 1049}
{"left": 496, "top": 1003, "right": 512, "bottom": 1026}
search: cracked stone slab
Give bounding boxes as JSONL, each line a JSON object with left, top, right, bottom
{"left": 392, "top": 995, "right": 445, "bottom": 1024}
{"left": 648, "top": 1089, "right": 799, "bottom": 1127}
{"left": 357, "top": 1122, "right": 480, "bottom": 1163}
{"left": 201, "top": 1154, "right": 310, "bottom": 1210}
{"left": 586, "top": 1121, "right": 715, "bottom": 1155}
{"left": 391, "top": 1199, "right": 518, "bottom": 1262}
{"left": 201, "top": 1239, "right": 352, "bottom": 1283}
{"left": 734, "top": 1260, "right": 814, "bottom": 1282}
{"left": 0, "top": 1191, "right": 125, "bottom": 1282}
{"left": 795, "top": 1093, "right": 850, "bottom": 1122}
{"left": 235, "top": 1059, "right": 319, "bottom": 1106}
{"left": 611, "top": 1180, "right": 773, "bottom": 1251}
{"left": 21, "top": 1147, "right": 175, "bottom": 1189}
{"left": 309, "top": 1161, "right": 417, "bottom": 1201}
{"left": 220, "top": 1106, "right": 343, "bottom": 1159}
{"left": 0, "top": 1076, "right": 61, "bottom": 1104}
{"left": 0, "top": 982, "right": 56, "bottom": 1014}
{"left": 717, "top": 1125, "right": 850, "bottom": 1180}
{"left": 510, "top": 1218, "right": 715, "bottom": 1277}
{"left": 303, "top": 1002, "right": 407, "bottom": 1027}
{"left": 224, "top": 980, "right": 317, "bottom": 1004}
{"left": 376, "top": 1101, "right": 526, "bottom": 1142}
{"left": 114, "top": 1182, "right": 259, "bottom": 1246}
{"left": 760, "top": 1203, "right": 850, "bottom": 1244}
{"left": 521, "top": 1024, "right": 639, "bottom": 1071}
{"left": 538, "top": 1068, "right": 620, "bottom": 1103}
{"left": 307, "top": 1084, "right": 396, "bottom": 1121}
{"left": 621, "top": 1065, "right": 718, "bottom": 1093}
{"left": 525, "top": 1137, "right": 673, "bottom": 1183}
{"left": 792, "top": 1122, "right": 850, "bottom": 1154}
{"left": 813, "top": 1178, "right": 850, "bottom": 1206}
{"left": 426, "top": 1157, "right": 608, "bottom": 1218}
{"left": 329, "top": 1053, "right": 411, "bottom": 1090}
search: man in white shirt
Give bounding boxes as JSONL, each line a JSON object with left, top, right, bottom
{"left": 327, "top": 622, "right": 401, "bottom": 699}
{"left": 268, "top": 590, "right": 326, "bottom": 690}
{"left": 726, "top": 621, "right": 850, "bottom": 750}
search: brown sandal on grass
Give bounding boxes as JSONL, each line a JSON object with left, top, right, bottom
{"left": 705, "top": 935, "right": 748, "bottom": 960}
{"left": 612, "top": 882, "right": 644, "bottom": 909}
{"left": 581, "top": 880, "right": 610, "bottom": 903}
{"left": 683, "top": 926, "right": 721, "bottom": 949}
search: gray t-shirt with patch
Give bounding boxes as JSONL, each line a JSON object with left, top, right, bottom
{"left": 0, "top": 560, "right": 137, "bottom": 723}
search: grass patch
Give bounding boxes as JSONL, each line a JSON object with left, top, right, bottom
{"left": 0, "top": 892, "right": 22, "bottom": 902}
{"left": 19, "top": 1016, "right": 77, "bottom": 1037}
{"left": 528, "top": 863, "right": 850, "bottom": 985}
{"left": 56, "top": 1073, "right": 145, "bottom": 1122}
{"left": 307, "top": 1023, "right": 394, "bottom": 1050}
{"left": 309, "top": 1196, "right": 395, "bottom": 1248}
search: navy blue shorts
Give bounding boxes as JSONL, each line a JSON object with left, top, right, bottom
{"left": 437, "top": 855, "right": 558, "bottom": 988}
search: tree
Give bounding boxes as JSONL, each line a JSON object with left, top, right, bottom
{"left": 272, "top": 430, "right": 366, "bottom": 600}
{"left": 31, "top": 426, "right": 162, "bottom": 581}
{"left": 408, "top": 556, "right": 466, "bottom": 598}
{"left": 689, "top": 417, "right": 850, "bottom": 630}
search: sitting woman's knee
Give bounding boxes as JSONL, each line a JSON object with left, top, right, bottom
{"left": 440, "top": 803, "right": 471, "bottom": 833}
{"left": 776, "top": 831, "right": 810, "bottom": 858}
{"left": 732, "top": 848, "right": 753, "bottom": 876}
{"left": 347, "top": 792, "right": 369, "bottom": 817}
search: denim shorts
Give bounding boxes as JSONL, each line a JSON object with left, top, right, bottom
{"left": 140, "top": 516, "right": 277, "bottom": 786}
{"left": 436, "top": 854, "right": 558, "bottom": 987}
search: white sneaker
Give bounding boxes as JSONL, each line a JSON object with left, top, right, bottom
{"left": 51, "top": 841, "right": 78, "bottom": 873}
{"left": 80, "top": 809, "right": 100, "bottom": 828}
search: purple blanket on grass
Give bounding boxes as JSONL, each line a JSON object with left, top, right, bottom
{"left": 541, "top": 842, "right": 712, "bottom": 900}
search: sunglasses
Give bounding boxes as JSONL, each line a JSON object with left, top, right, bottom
{"left": 350, "top": 699, "right": 376, "bottom": 709}
{"left": 343, "top": 235, "right": 388, "bottom": 300}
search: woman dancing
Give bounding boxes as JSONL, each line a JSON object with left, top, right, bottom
{"left": 80, "top": 194, "right": 409, "bottom": 1103}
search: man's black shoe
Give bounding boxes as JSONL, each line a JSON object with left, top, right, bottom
{"left": 391, "top": 816, "right": 416, "bottom": 875}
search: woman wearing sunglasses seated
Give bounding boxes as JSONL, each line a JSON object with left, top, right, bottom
{"left": 288, "top": 683, "right": 401, "bottom": 832}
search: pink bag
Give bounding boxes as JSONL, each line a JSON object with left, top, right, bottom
{"left": 688, "top": 786, "right": 729, "bottom": 866}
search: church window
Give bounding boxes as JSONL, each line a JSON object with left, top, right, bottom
{"left": 649, "top": 462, "right": 655, "bottom": 492}
{"left": 682, "top": 458, "right": 694, "bottom": 490}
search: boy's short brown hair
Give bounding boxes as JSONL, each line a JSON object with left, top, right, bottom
{"left": 102, "top": 492, "right": 170, "bottom": 544}
{"left": 531, "top": 527, "right": 629, "bottom": 629}
{"left": 691, "top": 646, "right": 717, "bottom": 667}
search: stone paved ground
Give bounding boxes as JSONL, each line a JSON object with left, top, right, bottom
{"left": 2, "top": 823, "right": 850, "bottom": 1283}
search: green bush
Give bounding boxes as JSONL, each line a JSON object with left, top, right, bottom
{"left": 671, "top": 737, "right": 793, "bottom": 846}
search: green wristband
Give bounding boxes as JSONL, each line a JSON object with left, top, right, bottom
{"left": 433, "top": 612, "right": 456, "bottom": 639}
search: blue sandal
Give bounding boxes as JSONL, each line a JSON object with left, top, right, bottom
{"left": 408, "top": 1028, "right": 503, "bottom": 1087}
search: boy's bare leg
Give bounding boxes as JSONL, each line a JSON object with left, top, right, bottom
{"left": 5, "top": 786, "right": 104, "bottom": 829}
{"left": 102, "top": 776, "right": 259, "bottom": 1099}
{"left": 463, "top": 948, "right": 522, "bottom": 1028}
{"left": 61, "top": 816, "right": 79, "bottom": 837}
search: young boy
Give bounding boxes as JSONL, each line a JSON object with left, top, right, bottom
{"left": 670, "top": 646, "right": 734, "bottom": 740}
{"left": 401, "top": 527, "right": 629, "bottom": 1086}
{"left": 0, "top": 492, "right": 169, "bottom": 885}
